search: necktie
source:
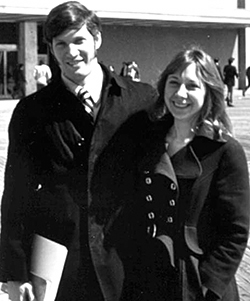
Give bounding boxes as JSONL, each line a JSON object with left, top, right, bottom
{"left": 78, "top": 89, "right": 95, "bottom": 118}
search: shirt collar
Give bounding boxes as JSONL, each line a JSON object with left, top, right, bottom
{"left": 61, "top": 63, "right": 104, "bottom": 104}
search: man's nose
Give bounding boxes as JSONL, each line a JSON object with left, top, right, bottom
{"left": 67, "top": 43, "right": 79, "bottom": 56}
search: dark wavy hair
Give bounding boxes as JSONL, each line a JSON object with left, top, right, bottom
{"left": 44, "top": 1, "right": 102, "bottom": 45}
{"left": 151, "top": 47, "right": 232, "bottom": 134}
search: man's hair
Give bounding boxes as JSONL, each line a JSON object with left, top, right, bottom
{"left": 44, "top": 1, "right": 102, "bottom": 44}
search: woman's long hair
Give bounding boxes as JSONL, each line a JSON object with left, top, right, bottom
{"left": 150, "top": 47, "right": 232, "bottom": 135}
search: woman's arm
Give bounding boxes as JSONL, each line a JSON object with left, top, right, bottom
{"left": 200, "top": 138, "right": 250, "bottom": 298}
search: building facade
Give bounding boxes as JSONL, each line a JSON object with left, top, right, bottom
{"left": 0, "top": 0, "right": 250, "bottom": 98}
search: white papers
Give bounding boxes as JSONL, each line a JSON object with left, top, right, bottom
{"left": 30, "top": 234, "right": 68, "bottom": 301}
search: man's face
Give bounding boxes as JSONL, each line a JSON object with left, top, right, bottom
{"left": 51, "top": 24, "right": 102, "bottom": 84}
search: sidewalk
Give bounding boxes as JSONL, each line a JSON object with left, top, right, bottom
{"left": 0, "top": 284, "right": 8, "bottom": 301}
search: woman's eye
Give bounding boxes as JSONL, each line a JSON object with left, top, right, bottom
{"left": 169, "top": 80, "right": 179, "bottom": 86}
{"left": 187, "top": 83, "right": 199, "bottom": 90}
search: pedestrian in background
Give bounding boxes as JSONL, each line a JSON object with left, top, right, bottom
{"left": 92, "top": 47, "right": 250, "bottom": 300}
{"left": 223, "top": 57, "right": 238, "bottom": 107}
{"left": 120, "top": 61, "right": 141, "bottom": 82}
{"left": 33, "top": 59, "right": 52, "bottom": 90}
{"left": 12, "top": 63, "right": 26, "bottom": 99}
{"left": 0, "top": 1, "right": 157, "bottom": 301}
{"left": 242, "top": 65, "right": 250, "bottom": 96}
{"left": 214, "top": 58, "right": 223, "bottom": 81}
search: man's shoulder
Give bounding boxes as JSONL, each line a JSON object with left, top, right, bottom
{"left": 15, "top": 80, "right": 67, "bottom": 111}
{"left": 120, "top": 75, "right": 155, "bottom": 90}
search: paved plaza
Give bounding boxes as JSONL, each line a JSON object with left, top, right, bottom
{"left": 0, "top": 91, "right": 249, "bottom": 300}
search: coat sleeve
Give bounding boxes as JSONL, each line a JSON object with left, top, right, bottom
{"left": 0, "top": 101, "right": 33, "bottom": 282}
{"left": 199, "top": 138, "right": 250, "bottom": 298}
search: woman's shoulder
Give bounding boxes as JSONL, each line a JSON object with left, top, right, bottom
{"left": 117, "top": 111, "right": 169, "bottom": 142}
{"left": 192, "top": 132, "right": 246, "bottom": 163}
{"left": 222, "top": 134, "right": 247, "bottom": 161}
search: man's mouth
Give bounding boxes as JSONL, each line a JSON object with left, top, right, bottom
{"left": 67, "top": 60, "right": 84, "bottom": 67}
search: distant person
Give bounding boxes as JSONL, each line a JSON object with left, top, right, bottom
{"left": 223, "top": 57, "right": 238, "bottom": 107}
{"left": 120, "top": 61, "right": 141, "bottom": 82}
{"left": 242, "top": 66, "right": 250, "bottom": 96}
{"left": 214, "top": 58, "right": 223, "bottom": 81}
{"left": 12, "top": 63, "right": 26, "bottom": 99}
{"left": 33, "top": 59, "right": 52, "bottom": 90}
{"left": 109, "top": 65, "right": 115, "bottom": 73}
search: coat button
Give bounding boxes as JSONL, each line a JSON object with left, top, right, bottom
{"left": 144, "top": 170, "right": 150, "bottom": 174}
{"left": 35, "top": 184, "right": 43, "bottom": 191}
{"left": 77, "top": 137, "right": 85, "bottom": 146}
{"left": 148, "top": 212, "right": 155, "bottom": 219}
{"left": 147, "top": 224, "right": 157, "bottom": 238}
{"left": 169, "top": 199, "right": 175, "bottom": 206}
{"left": 166, "top": 216, "right": 173, "bottom": 223}
{"left": 35, "top": 183, "right": 42, "bottom": 191}
{"left": 146, "top": 195, "right": 153, "bottom": 202}
{"left": 170, "top": 183, "right": 177, "bottom": 190}
{"left": 145, "top": 177, "right": 152, "bottom": 185}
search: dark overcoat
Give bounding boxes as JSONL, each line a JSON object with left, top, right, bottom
{"left": 0, "top": 67, "right": 157, "bottom": 300}
{"left": 91, "top": 111, "right": 250, "bottom": 301}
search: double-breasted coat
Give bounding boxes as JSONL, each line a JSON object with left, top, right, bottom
{"left": 91, "top": 111, "right": 250, "bottom": 301}
{"left": 0, "top": 66, "right": 157, "bottom": 300}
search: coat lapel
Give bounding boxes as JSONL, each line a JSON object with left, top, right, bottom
{"left": 171, "top": 145, "right": 202, "bottom": 179}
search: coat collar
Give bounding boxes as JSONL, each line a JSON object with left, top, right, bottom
{"left": 171, "top": 145, "right": 202, "bottom": 179}
{"left": 100, "top": 63, "right": 127, "bottom": 90}
{"left": 43, "top": 63, "right": 128, "bottom": 106}
{"left": 140, "top": 115, "right": 228, "bottom": 180}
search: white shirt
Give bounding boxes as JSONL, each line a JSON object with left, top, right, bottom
{"left": 34, "top": 64, "right": 52, "bottom": 86}
{"left": 62, "top": 63, "right": 104, "bottom": 120}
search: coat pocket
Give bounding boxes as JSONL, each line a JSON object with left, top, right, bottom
{"left": 184, "top": 226, "right": 203, "bottom": 255}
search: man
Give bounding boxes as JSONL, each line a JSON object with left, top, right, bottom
{"left": 223, "top": 57, "right": 238, "bottom": 107}
{"left": 12, "top": 63, "right": 26, "bottom": 99}
{"left": 242, "top": 65, "right": 250, "bottom": 96}
{"left": 0, "top": 1, "right": 157, "bottom": 300}
{"left": 33, "top": 59, "right": 52, "bottom": 90}
{"left": 214, "top": 58, "right": 223, "bottom": 81}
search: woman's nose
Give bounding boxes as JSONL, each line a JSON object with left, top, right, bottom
{"left": 176, "top": 83, "right": 188, "bottom": 97}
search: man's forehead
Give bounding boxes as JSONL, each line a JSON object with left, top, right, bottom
{"left": 53, "top": 24, "right": 91, "bottom": 41}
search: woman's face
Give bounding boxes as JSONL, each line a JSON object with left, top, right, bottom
{"left": 164, "top": 63, "right": 206, "bottom": 125}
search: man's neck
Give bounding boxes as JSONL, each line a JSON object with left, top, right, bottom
{"left": 62, "top": 61, "right": 104, "bottom": 102}
{"left": 83, "top": 62, "right": 104, "bottom": 101}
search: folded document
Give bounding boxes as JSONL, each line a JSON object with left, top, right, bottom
{"left": 30, "top": 234, "right": 68, "bottom": 301}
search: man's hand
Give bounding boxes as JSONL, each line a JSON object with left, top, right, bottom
{"left": 7, "top": 281, "right": 35, "bottom": 301}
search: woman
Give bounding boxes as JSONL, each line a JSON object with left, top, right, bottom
{"left": 91, "top": 47, "right": 250, "bottom": 300}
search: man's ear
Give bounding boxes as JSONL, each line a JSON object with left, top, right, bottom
{"left": 49, "top": 44, "right": 55, "bottom": 58}
{"left": 94, "top": 31, "right": 102, "bottom": 50}
{"left": 49, "top": 45, "right": 59, "bottom": 65}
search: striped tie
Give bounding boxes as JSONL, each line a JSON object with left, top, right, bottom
{"left": 78, "top": 89, "right": 94, "bottom": 118}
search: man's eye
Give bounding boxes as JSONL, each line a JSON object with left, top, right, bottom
{"left": 55, "top": 41, "right": 66, "bottom": 47}
{"left": 75, "top": 39, "right": 85, "bottom": 45}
